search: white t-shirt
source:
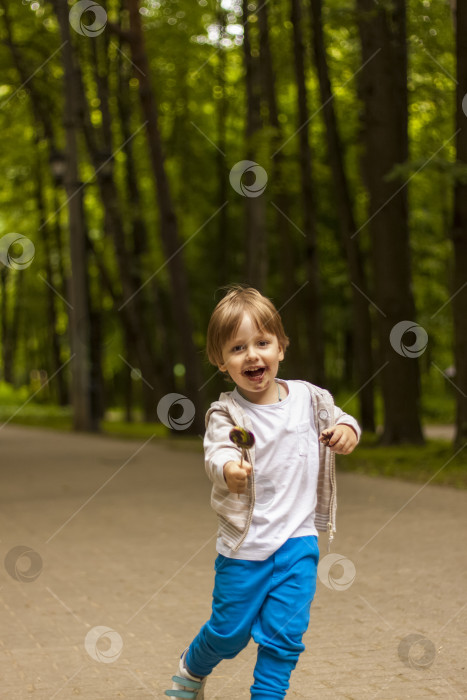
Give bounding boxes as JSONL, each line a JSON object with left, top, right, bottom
{"left": 216, "top": 379, "right": 320, "bottom": 561}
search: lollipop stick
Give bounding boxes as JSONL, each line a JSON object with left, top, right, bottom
{"left": 237, "top": 448, "right": 244, "bottom": 499}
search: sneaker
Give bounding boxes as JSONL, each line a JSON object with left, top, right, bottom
{"left": 165, "top": 648, "right": 207, "bottom": 699}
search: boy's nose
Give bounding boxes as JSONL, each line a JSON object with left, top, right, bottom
{"left": 245, "top": 344, "right": 259, "bottom": 360}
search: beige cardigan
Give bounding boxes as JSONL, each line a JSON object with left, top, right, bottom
{"left": 203, "top": 380, "right": 361, "bottom": 553}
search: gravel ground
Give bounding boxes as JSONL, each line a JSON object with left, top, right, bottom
{"left": 0, "top": 424, "right": 465, "bottom": 699}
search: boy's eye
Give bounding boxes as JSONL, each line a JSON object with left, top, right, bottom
{"left": 230, "top": 340, "right": 270, "bottom": 352}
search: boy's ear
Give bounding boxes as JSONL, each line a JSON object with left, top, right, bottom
{"left": 278, "top": 345, "right": 284, "bottom": 362}
{"left": 219, "top": 364, "right": 232, "bottom": 382}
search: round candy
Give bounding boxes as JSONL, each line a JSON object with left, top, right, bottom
{"left": 229, "top": 426, "right": 255, "bottom": 448}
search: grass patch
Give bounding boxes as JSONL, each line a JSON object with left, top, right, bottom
{"left": 337, "top": 433, "right": 467, "bottom": 489}
{"left": 0, "top": 404, "right": 73, "bottom": 430}
{"left": 0, "top": 404, "right": 203, "bottom": 451}
{"left": 333, "top": 386, "right": 456, "bottom": 428}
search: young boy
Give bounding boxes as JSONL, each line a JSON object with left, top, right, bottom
{"left": 165, "top": 285, "right": 360, "bottom": 699}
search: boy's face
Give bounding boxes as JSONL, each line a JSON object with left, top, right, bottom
{"left": 218, "top": 313, "right": 284, "bottom": 403}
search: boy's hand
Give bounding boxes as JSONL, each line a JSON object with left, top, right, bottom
{"left": 223, "top": 460, "right": 252, "bottom": 494}
{"left": 319, "top": 424, "right": 358, "bottom": 455}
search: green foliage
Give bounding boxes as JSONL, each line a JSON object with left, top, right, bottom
{"left": 0, "top": 0, "right": 462, "bottom": 446}
{"left": 0, "top": 380, "right": 29, "bottom": 405}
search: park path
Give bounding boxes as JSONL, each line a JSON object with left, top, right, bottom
{"left": 0, "top": 424, "right": 465, "bottom": 699}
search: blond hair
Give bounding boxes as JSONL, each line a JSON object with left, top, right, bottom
{"left": 206, "top": 285, "right": 290, "bottom": 368}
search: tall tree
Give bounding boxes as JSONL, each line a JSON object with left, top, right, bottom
{"left": 310, "top": 0, "right": 375, "bottom": 430}
{"left": 290, "top": 0, "right": 325, "bottom": 386}
{"left": 356, "top": 0, "right": 424, "bottom": 444}
{"left": 52, "top": 0, "right": 98, "bottom": 431}
{"left": 215, "top": 8, "right": 229, "bottom": 287}
{"left": 75, "top": 37, "right": 166, "bottom": 420}
{"left": 0, "top": 268, "right": 8, "bottom": 381}
{"left": 257, "top": 2, "right": 302, "bottom": 377}
{"left": 451, "top": 0, "right": 467, "bottom": 446}
{"left": 0, "top": 267, "right": 22, "bottom": 384}
{"left": 126, "top": 0, "right": 205, "bottom": 433}
{"left": 35, "top": 154, "right": 69, "bottom": 406}
{"left": 115, "top": 35, "right": 175, "bottom": 399}
{"left": 242, "top": 0, "right": 268, "bottom": 291}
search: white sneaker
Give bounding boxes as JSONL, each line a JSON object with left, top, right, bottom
{"left": 165, "top": 648, "right": 207, "bottom": 699}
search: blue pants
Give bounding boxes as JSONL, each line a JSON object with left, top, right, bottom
{"left": 185, "top": 536, "right": 319, "bottom": 699}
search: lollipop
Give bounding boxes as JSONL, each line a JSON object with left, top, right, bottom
{"left": 229, "top": 426, "right": 255, "bottom": 498}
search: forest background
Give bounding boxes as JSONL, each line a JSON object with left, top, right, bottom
{"left": 1, "top": 0, "right": 467, "bottom": 484}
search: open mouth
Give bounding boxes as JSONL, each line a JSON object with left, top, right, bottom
{"left": 243, "top": 367, "right": 266, "bottom": 380}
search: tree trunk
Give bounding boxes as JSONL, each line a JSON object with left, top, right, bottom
{"left": 52, "top": 0, "right": 97, "bottom": 431}
{"left": 123, "top": 326, "right": 135, "bottom": 423}
{"left": 0, "top": 269, "right": 23, "bottom": 386}
{"left": 310, "top": 0, "right": 375, "bottom": 431}
{"left": 35, "top": 154, "right": 69, "bottom": 406}
{"left": 215, "top": 10, "right": 230, "bottom": 287}
{"left": 451, "top": 0, "right": 467, "bottom": 446}
{"left": 89, "top": 308, "right": 105, "bottom": 421}
{"left": 1, "top": 268, "right": 12, "bottom": 383}
{"left": 1, "top": 0, "right": 69, "bottom": 403}
{"left": 51, "top": 192, "right": 69, "bottom": 334}
{"left": 290, "top": 0, "right": 325, "bottom": 386}
{"left": 75, "top": 39, "right": 164, "bottom": 420}
{"left": 127, "top": 0, "right": 204, "bottom": 434}
{"left": 116, "top": 35, "right": 174, "bottom": 398}
{"left": 356, "top": 0, "right": 424, "bottom": 444}
{"left": 242, "top": 0, "right": 268, "bottom": 291}
{"left": 257, "top": 1, "right": 302, "bottom": 377}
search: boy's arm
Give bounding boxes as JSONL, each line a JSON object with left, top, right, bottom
{"left": 333, "top": 405, "right": 361, "bottom": 442}
{"left": 318, "top": 403, "right": 361, "bottom": 455}
{"left": 204, "top": 410, "right": 242, "bottom": 488}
